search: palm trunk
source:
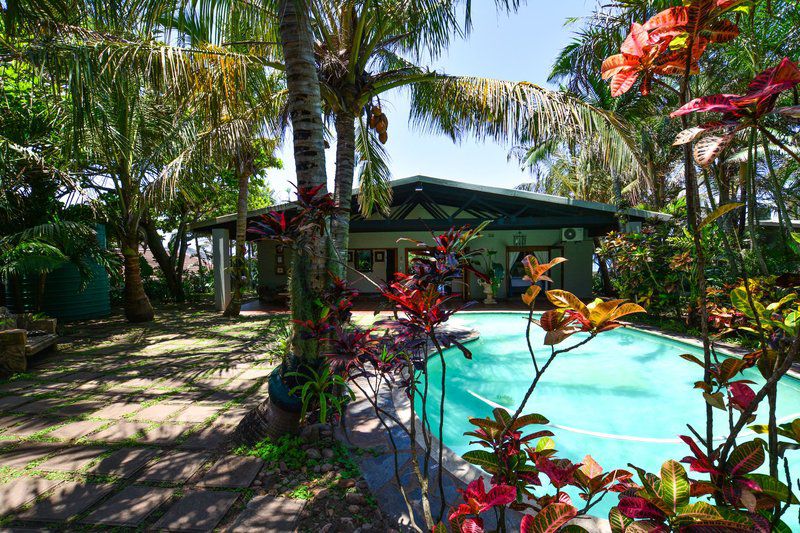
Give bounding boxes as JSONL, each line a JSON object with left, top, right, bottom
{"left": 224, "top": 155, "right": 253, "bottom": 317}
{"left": 594, "top": 237, "right": 614, "bottom": 296}
{"left": 331, "top": 111, "right": 356, "bottom": 276}
{"left": 121, "top": 234, "right": 154, "bottom": 323}
{"left": 236, "top": 0, "right": 329, "bottom": 444}
{"left": 142, "top": 218, "right": 185, "bottom": 302}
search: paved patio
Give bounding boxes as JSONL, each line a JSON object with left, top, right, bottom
{"left": 0, "top": 305, "right": 305, "bottom": 532}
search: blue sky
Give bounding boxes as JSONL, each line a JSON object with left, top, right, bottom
{"left": 269, "top": 0, "right": 592, "bottom": 202}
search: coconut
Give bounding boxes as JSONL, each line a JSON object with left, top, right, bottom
{"left": 378, "top": 131, "right": 388, "bottom": 144}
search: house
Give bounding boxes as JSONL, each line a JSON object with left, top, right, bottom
{"left": 192, "top": 176, "right": 669, "bottom": 310}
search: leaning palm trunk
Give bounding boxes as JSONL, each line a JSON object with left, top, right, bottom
{"left": 331, "top": 111, "right": 356, "bottom": 275}
{"left": 121, "top": 235, "right": 154, "bottom": 323}
{"left": 236, "top": 0, "right": 329, "bottom": 443}
{"left": 224, "top": 154, "right": 254, "bottom": 317}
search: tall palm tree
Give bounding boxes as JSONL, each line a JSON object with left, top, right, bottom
{"left": 305, "top": 0, "right": 650, "bottom": 264}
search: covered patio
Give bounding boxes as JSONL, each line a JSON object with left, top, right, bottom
{"left": 192, "top": 176, "right": 669, "bottom": 310}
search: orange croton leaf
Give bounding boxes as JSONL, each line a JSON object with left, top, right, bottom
{"left": 521, "top": 284, "right": 541, "bottom": 307}
{"left": 545, "top": 290, "right": 589, "bottom": 317}
{"left": 522, "top": 255, "right": 567, "bottom": 284}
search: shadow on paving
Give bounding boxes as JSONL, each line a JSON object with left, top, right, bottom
{"left": 0, "top": 300, "right": 306, "bottom": 532}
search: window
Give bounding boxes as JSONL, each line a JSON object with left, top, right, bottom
{"left": 355, "top": 249, "right": 373, "bottom": 273}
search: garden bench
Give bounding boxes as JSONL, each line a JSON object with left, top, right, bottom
{"left": 0, "top": 317, "right": 58, "bottom": 374}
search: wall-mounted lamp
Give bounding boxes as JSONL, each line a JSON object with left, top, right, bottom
{"left": 512, "top": 231, "right": 526, "bottom": 246}
{"left": 414, "top": 184, "right": 424, "bottom": 192}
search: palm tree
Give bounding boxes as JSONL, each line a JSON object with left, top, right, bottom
{"left": 304, "top": 1, "right": 650, "bottom": 265}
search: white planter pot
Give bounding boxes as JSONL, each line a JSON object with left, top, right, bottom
{"left": 481, "top": 282, "right": 496, "bottom": 304}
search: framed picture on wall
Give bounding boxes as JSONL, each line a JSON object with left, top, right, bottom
{"left": 276, "top": 245, "right": 284, "bottom": 254}
{"left": 275, "top": 265, "right": 285, "bottom": 275}
{"left": 374, "top": 250, "right": 385, "bottom": 262}
{"left": 276, "top": 255, "right": 284, "bottom": 265}
{"left": 347, "top": 251, "right": 354, "bottom": 263}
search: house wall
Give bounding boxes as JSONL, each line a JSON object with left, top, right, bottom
{"left": 255, "top": 228, "right": 595, "bottom": 300}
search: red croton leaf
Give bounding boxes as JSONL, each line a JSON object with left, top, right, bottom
{"left": 617, "top": 495, "right": 668, "bottom": 521}
{"left": 519, "top": 503, "right": 578, "bottom": 533}
{"left": 728, "top": 382, "right": 756, "bottom": 412}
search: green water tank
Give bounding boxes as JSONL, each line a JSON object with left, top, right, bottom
{"left": 5, "top": 224, "right": 111, "bottom": 320}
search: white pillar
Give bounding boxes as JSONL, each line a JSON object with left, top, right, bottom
{"left": 212, "top": 228, "right": 231, "bottom": 311}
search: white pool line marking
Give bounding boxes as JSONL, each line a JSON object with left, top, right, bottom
{"left": 466, "top": 390, "right": 800, "bottom": 444}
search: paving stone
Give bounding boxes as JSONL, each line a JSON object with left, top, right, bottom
{"left": 0, "top": 380, "right": 34, "bottom": 394}
{"left": 237, "top": 368, "right": 272, "bottom": 380}
{"left": 0, "top": 415, "right": 23, "bottom": 432}
{"left": 219, "top": 380, "right": 254, "bottom": 394}
{"left": 138, "top": 423, "right": 192, "bottom": 445}
{"left": 179, "top": 424, "right": 234, "bottom": 450}
{"left": 88, "top": 447, "right": 158, "bottom": 477}
{"left": 37, "top": 446, "right": 105, "bottom": 472}
{"left": 154, "top": 490, "right": 238, "bottom": 532}
{"left": 138, "top": 451, "right": 209, "bottom": 482}
{"left": 90, "top": 421, "right": 150, "bottom": 442}
{"left": 48, "top": 420, "right": 106, "bottom": 441}
{"left": 155, "top": 379, "right": 189, "bottom": 389}
{"left": 55, "top": 400, "right": 106, "bottom": 417}
{"left": 198, "top": 456, "right": 263, "bottom": 488}
{"left": 82, "top": 485, "right": 174, "bottom": 526}
{"left": 214, "top": 407, "right": 249, "bottom": 426}
{"left": 172, "top": 405, "right": 219, "bottom": 424}
{"left": 204, "top": 368, "right": 243, "bottom": 380}
{"left": 17, "top": 482, "right": 114, "bottom": 521}
{"left": 0, "top": 396, "right": 32, "bottom": 411}
{"left": 13, "top": 398, "right": 65, "bottom": 414}
{"left": 4, "top": 419, "right": 59, "bottom": 438}
{"left": 0, "top": 477, "right": 63, "bottom": 516}
{"left": 226, "top": 495, "right": 304, "bottom": 532}
{"left": 0, "top": 444, "right": 59, "bottom": 468}
{"left": 133, "top": 403, "right": 183, "bottom": 422}
{"left": 90, "top": 402, "right": 142, "bottom": 419}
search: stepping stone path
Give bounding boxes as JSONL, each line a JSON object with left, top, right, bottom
{"left": 83, "top": 485, "right": 174, "bottom": 526}
{"left": 199, "top": 456, "right": 264, "bottom": 488}
{"left": 153, "top": 490, "right": 239, "bottom": 531}
{"left": 0, "top": 308, "right": 289, "bottom": 530}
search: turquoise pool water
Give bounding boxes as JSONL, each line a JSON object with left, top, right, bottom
{"left": 418, "top": 312, "right": 800, "bottom": 523}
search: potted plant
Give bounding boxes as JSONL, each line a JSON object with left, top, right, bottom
{"left": 474, "top": 250, "right": 505, "bottom": 304}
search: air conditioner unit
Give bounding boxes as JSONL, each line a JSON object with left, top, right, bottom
{"left": 561, "top": 227, "right": 584, "bottom": 242}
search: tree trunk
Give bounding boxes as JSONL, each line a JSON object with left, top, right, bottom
{"left": 331, "top": 111, "right": 356, "bottom": 276}
{"left": 141, "top": 218, "right": 185, "bottom": 302}
{"left": 235, "top": 0, "right": 329, "bottom": 444}
{"left": 224, "top": 153, "right": 254, "bottom": 317}
{"left": 121, "top": 235, "right": 154, "bottom": 323}
{"left": 594, "top": 237, "right": 614, "bottom": 296}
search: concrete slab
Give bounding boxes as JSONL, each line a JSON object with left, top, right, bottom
{"left": 138, "top": 423, "right": 192, "bottom": 445}
{"left": 0, "top": 444, "right": 59, "bottom": 468}
{"left": 0, "top": 396, "right": 32, "bottom": 412}
{"left": 16, "top": 482, "right": 114, "bottom": 522}
{"left": 37, "top": 446, "right": 106, "bottom": 472}
{"left": 88, "top": 447, "right": 158, "bottom": 478}
{"left": 138, "top": 451, "right": 209, "bottom": 483}
{"left": 90, "top": 402, "right": 141, "bottom": 419}
{"left": 179, "top": 424, "right": 234, "bottom": 450}
{"left": 82, "top": 485, "right": 174, "bottom": 526}
{"left": 171, "top": 405, "right": 219, "bottom": 424}
{"left": 90, "top": 421, "right": 150, "bottom": 442}
{"left": 154, "top": 490, "right": 239, "bottom": 532}
{"left": 226, "top": 495, "right": 305, "bottom": 532}
{"left": 3, "top": 418, "right": 59, "bottom": 438}
{"left": 133, "top": 403, "right": 184, "bottom": 422}
{"left": 198, "top": 456, "right": 263, "bottom": 488}
{"left": 0, "top": 477, "right": 62, "bottom": 516}
{"left": 48, "top": 420, "right": 106, "bottom": 441}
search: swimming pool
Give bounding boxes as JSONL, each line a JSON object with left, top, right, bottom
{"left": 418, "top": 312, "right": 800, "bottom": 522}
